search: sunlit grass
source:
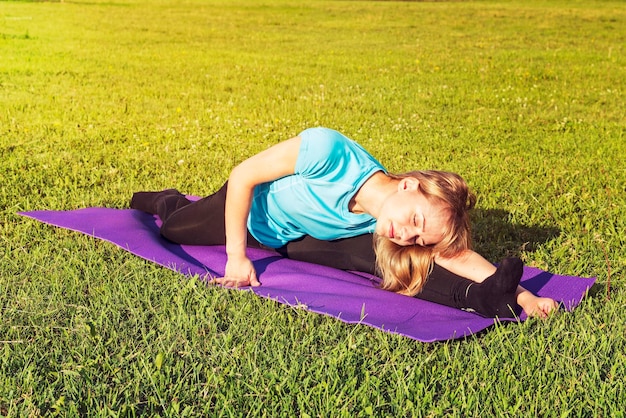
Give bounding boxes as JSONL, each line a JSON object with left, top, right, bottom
{"left": 1, "top": 0, "right": 625, "bottom": 415}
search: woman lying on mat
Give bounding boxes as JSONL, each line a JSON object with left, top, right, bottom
{"left": 131, "top": 127, "right": 557, "bottom": 318}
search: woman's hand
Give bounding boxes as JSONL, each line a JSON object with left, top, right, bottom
{"left": 212, "top": 255, "right": 261, "bottom": 288}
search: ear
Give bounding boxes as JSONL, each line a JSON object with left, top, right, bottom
{"left": 398, "top": 177, "right": 420, "bottom": 192}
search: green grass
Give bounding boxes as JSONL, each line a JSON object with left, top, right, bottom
{"left": 1, "top": 0, "right": 625, "bottom": 415}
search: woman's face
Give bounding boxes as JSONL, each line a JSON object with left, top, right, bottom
{"left": 375, "top": 180, "right": 448, "bottom": 247}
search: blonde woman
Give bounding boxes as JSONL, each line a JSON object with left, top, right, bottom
{"left": 132, "top": 127, "right": 556, "bottom": 318}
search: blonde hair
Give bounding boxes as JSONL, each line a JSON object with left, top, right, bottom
{"left": 375, "top": 170, "right": 476, "bottom": 296}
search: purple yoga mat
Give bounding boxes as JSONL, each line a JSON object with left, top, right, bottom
{"left": 19, "top": 208, "right": 596, "bottom": 342}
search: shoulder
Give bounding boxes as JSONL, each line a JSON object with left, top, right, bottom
{"left": 295, "top": 128, "right": 353, "bottom": 175}
{"left": 298, "top": 127, "right": 368, "bottom": 160}
{"left": 299, "top": 127, "right": 349, "bottom": 150}
{"left": 295, "top": 127, "right": 382, "bottom": 178}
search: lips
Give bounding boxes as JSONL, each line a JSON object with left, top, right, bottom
{"left": 389, "top": 223, "right": 395, "bottom": 239}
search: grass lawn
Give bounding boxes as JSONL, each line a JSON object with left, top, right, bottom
{"left": 1, "top": 0, "right": 625, "bottom": 416}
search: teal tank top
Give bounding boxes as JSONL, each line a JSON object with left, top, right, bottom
{"left": 247, "top": 127, "right": 385, "bottom": 248}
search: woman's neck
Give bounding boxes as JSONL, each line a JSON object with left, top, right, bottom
{"left": 349, "top": 171, "right": 398, "bottom": 217}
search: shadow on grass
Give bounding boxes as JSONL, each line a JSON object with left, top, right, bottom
{"left": 470, "top": 208, "right": 560, "bottom": 261}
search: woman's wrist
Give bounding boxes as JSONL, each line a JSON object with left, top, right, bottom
{"left": 226, "top": 246, "right": 247, "bottom": 259}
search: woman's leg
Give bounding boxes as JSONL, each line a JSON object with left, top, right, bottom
{"left": 436, "top": 250, "right": 558, "bottom": 318}
{"left": 131, "top": 189, "right": 189, "bottom": 220}
{"left": 281, "top": 234, "right": 521, "bottom": 318}
{"left": 422, "top": 260, "right": 521, "bottom": 317}
{"left": 131, "top": 183, "right": 263, "bottom": 248}
{"left": 277, "top": 233, "right": 378, "bottom": 275}
{"left": 131, "top": 189, "right": 522, "bottom": 317}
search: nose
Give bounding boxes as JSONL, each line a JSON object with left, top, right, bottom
{"left": 400, "top": 225, "right": 419, "bottom": 243}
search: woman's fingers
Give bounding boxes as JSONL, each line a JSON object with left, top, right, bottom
{"left": 210, "top": 277, "right": 241, "bottom": 287}
{"left": 210, "top": 276, "right": 246, "bottom": 288}
{"left": 248, "top": 271, "right": 261, "bottom": 287}
{"left": 210, "top": 275, "right": 261, "bottom": 288}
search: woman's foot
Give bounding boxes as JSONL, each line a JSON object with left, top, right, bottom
{"left": 517, "top": 292, "right": 559, "bottom": 318}
{"left": 130, "top": 189, "right": 182, "bottom": 214}
{"left": 464, "top": 257, "right": 523, "bottom": 318}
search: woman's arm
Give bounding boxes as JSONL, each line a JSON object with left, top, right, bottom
{"left": 212, "top": 136, "right": 302, "bottom": 288}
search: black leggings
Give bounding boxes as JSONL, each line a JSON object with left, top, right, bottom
{"left": 130, "top": 184, "right": 507, "bottom": 315}
{"left": 152, "top": 183, "right": 265, "bottom": 249}
{"left": 140, "top": 183, "right": 397, "bottom": 275}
